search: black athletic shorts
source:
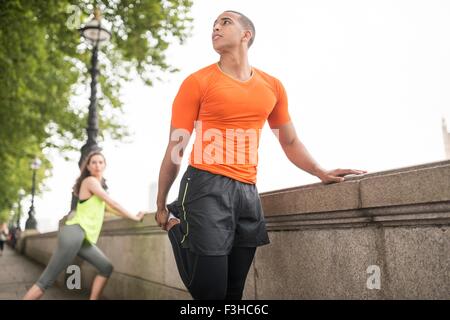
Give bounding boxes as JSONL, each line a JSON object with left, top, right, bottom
{"left": 167, "top": 166, "right": 270, "bottom": 256}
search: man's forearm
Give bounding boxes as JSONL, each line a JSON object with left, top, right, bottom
{"left": 281, "top": 137, "right": 326, "bottom": 178}
{"left": 157, "top": 147, "right": 181, "bottom": 209}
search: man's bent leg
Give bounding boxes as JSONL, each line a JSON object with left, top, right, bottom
{"left": 168, "top": 223, "right": 193, "bottom": 288}
{"left": 168, "top": 224, "right": 228, "bottom": 299}
{"left": 188, "top": 253, "right": 228, "bottom": 300}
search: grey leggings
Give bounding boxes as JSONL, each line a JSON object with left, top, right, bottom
{"left": 36, "top": 224, "right": 113, "bottom": 291}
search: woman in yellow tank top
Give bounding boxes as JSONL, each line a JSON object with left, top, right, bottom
{"left": 23, "top": 151, "right": 146, "bottom": 300}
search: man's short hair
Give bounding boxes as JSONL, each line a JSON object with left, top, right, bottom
{"left": 225, "top": 10, "right": 256, "bottom": 48}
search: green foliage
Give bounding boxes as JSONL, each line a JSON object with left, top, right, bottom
{"left": 0, "top": 0, "right": 193, "bottom": 221}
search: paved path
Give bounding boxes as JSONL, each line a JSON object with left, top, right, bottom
{"left": 0, "top": 245, "right": 88, "bottom": 300}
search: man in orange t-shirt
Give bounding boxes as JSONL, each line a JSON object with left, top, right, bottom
{"left": 156, "top": 10, "right": 366, "bottom": 300}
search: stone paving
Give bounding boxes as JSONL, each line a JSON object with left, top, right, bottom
{"left": 0, "top": 245, "right": 88, "bottom": 300}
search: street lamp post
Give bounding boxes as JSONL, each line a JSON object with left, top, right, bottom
{"left": 16, "top": 189, "right": 25, "bottom": 230}
{"left": 78, "top": 9, "right": 111, "bottom": 166}
{"left": 25, "top": 157, "right": 41, "bottom": 230}
{"left": 70, "top": 9, "right": 111, "bottom": 211}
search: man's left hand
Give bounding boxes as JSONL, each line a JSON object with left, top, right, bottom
{"left": 318, "top": 168, "right": 367, "bottom": 184}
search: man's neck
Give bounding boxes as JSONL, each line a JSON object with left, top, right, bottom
{"left": 218, "top": 52, "right": 252, "bottom": 81}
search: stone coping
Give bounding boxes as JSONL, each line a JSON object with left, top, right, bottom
{"left": 260, "top": 160, "right": 450, "bottom": 216}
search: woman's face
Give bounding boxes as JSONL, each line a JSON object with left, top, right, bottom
{"left": 87, "top": 155, "right": 106, "bottom": 177}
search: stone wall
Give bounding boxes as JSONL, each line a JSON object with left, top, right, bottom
{"left": 19, "top": 160, "right": 450, "bottom": 299}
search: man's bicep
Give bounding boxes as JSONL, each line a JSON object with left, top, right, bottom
{"left": 167, "top": 125, "right": 191, "bottom": 160}
{"left": 271, "top": 121, "right": 297, "bottom": 147}
{"left": 169, "top": 125, "right": 191, "bottom": 143}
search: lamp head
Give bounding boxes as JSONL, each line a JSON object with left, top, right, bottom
{"left": 80, "top": 9, "right": 111, "bottom": 44}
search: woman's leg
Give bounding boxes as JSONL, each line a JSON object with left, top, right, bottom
{"left": 23, "top": 225, "right": 85, "bottom": 300}
{"left": 23, "top": 284, "right": 44, "bottom": 300}
{"left": 77, "top": 243, "right": 113, "bottom": 300}
{"left": 89, "top": 275, "right": 109, "bottom": 300}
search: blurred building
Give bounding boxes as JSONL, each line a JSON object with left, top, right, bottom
{"left": 148, "top": 181, "right": 157, "bottom": 213}
{"left": 443, "top": 117, "right": 450, "bottom": 159}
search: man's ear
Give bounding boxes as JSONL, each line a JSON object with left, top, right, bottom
{"left": 242, "top": 30, "right": 252, "bottom": 45}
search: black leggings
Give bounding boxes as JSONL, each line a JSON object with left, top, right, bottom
{"left": 169, "top": 224, "right": 256, "bottom": 300}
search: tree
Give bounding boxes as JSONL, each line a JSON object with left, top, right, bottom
{"left": 0, "top": 0, "right": 193, "bottom": 223}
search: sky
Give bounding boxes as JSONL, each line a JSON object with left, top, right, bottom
{"left": 17, "top": 0, "right": 450, "bottom": 232}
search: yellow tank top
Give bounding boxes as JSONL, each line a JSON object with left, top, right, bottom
{"left": 65, "top": 195, "right": 105, "bottom": 244}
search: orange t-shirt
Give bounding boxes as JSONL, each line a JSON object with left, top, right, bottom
{"left": 171, "top": 63, "right": 291, "bottom": 184}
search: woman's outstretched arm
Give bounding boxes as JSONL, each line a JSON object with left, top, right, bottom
{"left": 84, "top": 176, "right": 144, "bottom": 221}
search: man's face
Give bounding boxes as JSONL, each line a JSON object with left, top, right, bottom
{"left": 212, "top": 12, "right": 248, "bottom": 52}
